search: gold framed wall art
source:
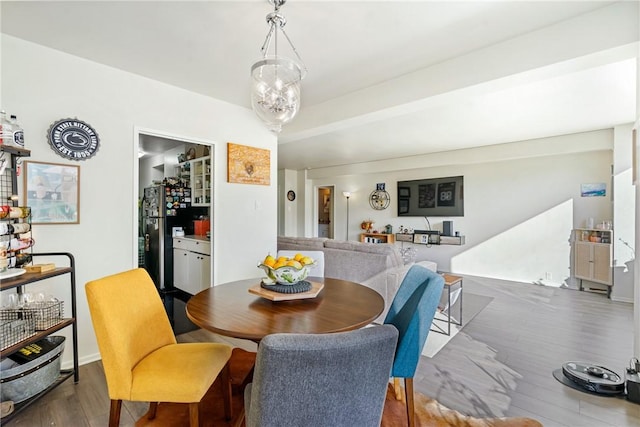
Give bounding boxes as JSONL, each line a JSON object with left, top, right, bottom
{"left": 227, "top": 143, "right": 270, "bottom": 185}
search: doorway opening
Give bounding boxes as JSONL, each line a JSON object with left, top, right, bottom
{"left": 135, "top": 129, "right": 214, "bottom": 288}
{"left": 317, "top": 186, "right": 334, "bottom": 238}
{"left": 135, "top": 129, "right": 214, "bottom": 333}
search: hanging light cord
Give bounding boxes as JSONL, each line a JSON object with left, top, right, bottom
{"left": 258, "top": 4, "right": 307, "bottom": 74}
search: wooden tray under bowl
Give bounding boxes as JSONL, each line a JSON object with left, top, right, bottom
{"left": 248, "top": 281, "right": 324, "bottom": 301}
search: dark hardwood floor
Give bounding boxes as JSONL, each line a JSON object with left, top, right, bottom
{"left": 3, "top": 275, "right": 638, "bottom": 426}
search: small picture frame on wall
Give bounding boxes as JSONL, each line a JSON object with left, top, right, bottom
{"left": 24, "top": 161, "right": 80, "bottom": 224}
{"left": 580, "top": 183, "right": 606, "bottom": 197}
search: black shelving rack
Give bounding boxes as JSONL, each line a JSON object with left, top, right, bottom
{"left": 0, "top": 146, "right": 30, "bottom": 207}
{"left": 0, "top": 146, "right": 79, "bottom": 423}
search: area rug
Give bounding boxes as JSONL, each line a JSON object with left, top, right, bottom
{"left": 136, "top": 346, "right": 541, "bottom": 427}
{"left": 135, "top": 375, "right": 541, "bottom": 427}
{"left": 381, "top": 384, "right": 543, "bottom": 427}
{"left": 422, "top": 292, "right": 493, "bottom": 358}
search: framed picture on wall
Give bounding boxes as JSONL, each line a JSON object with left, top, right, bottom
{"left": 227, "top": 142, "right": 270, "bottom": 185}
{"left": 24, "top": 161, "right": 80, "bottom": 224}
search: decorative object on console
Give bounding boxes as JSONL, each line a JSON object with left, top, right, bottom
{"left": 361, "top": 219, "right": 374, "bottom": 232}
{"left": 24, "top": 161, "right": 79, "bottom": 224}
{"left": 250, "top": 0, "right": 307, "bottom": 133}
{"left": 46, "top": 118, "right": 99, "bottom": 160}
{"left": 443, "top": 220, "right": 453, "bottom": 236}
{"left": 227, "top": 143, "right": 270, "bottom": 185}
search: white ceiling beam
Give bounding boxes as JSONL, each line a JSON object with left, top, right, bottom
{"left": 280, "top": 1, "right": 639, "bottom": 143}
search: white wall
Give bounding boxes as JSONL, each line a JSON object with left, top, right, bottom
{"left": 2, "top": 35, "right": 278, "bottom": 367}
{"left": 293, "top": 131, "right": 614, "bottom": 287}
{"left": 278, "top": 169, "right": 298, "bottom": 237}
{"left": 612, "top": 124, "right": 636, "bottom": 302}
{"left": 138, "top": 153, "right": 165, "bottom": 198}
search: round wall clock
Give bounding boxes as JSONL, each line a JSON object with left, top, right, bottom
{"left": 369, "top": 189, "right": 390, "bottom": 210}
{"left": 287, "top": 190, "right": 296, "bottom": 201}
{"left": 47, "top": 118, "right": 100, "bottom": 160}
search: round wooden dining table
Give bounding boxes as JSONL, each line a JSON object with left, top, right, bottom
{"left": 186, "top": 277, "right": 384, "bottom": 342}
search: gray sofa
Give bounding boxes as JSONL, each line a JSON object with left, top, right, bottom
{"left": 277, "top": 236, "right": 437, "bottom": 321}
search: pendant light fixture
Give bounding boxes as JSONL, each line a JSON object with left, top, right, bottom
{"left": 251, "top": 0, "right": 306, "bottom": 133}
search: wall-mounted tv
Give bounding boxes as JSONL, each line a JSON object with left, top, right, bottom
{"left": 397, "top": 175, "right": 464, "bottom": 217}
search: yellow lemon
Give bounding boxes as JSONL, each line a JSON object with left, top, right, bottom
{"left": 263, "top": 255, "right": 276, "bottom": 267}
{"left": 293, "top": 253, "right": 304, "bottom": 261}
{"left": 276, "top": 256, "right": 288, "bottom": 264}
{"left": 286, "top": 260, "right": 303, "bottom": 269}
{"left": 273, "top": 261, "right": 286, "bottom": 269}
{"left": 301, "top": 256, "right": 313, "bottom": 265}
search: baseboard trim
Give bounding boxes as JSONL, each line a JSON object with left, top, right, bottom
{"left": 610, "top": 295, "right": 633, "bottom": 303}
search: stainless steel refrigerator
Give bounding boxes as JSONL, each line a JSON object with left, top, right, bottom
{"left": 142, "top": 185, "right": 196, "bottom": 291}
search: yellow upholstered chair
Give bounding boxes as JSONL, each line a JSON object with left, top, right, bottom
{"left": 86, "top": 268, "right": 232, "bottom": 427}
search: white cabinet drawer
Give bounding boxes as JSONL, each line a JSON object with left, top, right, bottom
{"left": 173, "top": 237, "right": 211, "bottom": 255}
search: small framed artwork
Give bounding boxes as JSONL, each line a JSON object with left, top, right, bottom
{"left": 398, "top": 187, "right": 410, "bottom": 198}
{"left": 580, "top": 183, "right": 606, "bottom": 197}
{"left": 24, "top": 161, "right": 80, "bottom": 224}
{"left": 376, "top": 183, "right": 386, "bottom": 191}
{"left": 227, "top": 142, "right": 270, "bottom": 185}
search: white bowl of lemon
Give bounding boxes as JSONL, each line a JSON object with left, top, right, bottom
{"left": 258, "top": 253, "right": 316, "bottom": 285}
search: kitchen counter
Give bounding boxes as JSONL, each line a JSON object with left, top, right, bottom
{"left": 177, "top": 234, "right": 210, "bottom": 242}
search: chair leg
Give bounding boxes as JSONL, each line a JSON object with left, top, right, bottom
{"left": 221, "top": 360, "right": 233, "bottom": 420}
{"left": 404, "top": 377, "right": 415, "bottom": 427}
{"left": 393, "top": 377, "right": 403, "bottom": 401}
{"left": 233, "top": 407, "right": 246, "bottom": 427}
{"left": 147, "top": 402, "right": 158, "bottom": 420}
{"left": 108, "top": 400, "right": 122, "bottom": 427}
{"left": 189, "top": 402, "right": 199, "bottom": 427}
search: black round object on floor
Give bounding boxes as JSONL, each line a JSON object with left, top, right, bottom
{"left": 553, "top": 362, "right": 624, "bottom": 396}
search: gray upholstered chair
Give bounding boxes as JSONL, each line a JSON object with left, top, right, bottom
{"left": 244, "top": 325, "right": 398, "bottom": 427}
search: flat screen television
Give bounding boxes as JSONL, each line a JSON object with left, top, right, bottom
{"left": 397, "top": 175, "right": 464, "bottom": 217}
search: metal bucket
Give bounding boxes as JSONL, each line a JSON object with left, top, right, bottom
{"left": 1, "top": 336, "right": 65, "bottom": 403}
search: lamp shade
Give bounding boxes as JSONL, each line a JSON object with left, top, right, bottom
{"left": 251, "top": 56, "right": 303, "bottom": 133}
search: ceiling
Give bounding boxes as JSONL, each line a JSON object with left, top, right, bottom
{"left": 2, "top": 1, "right": 637, "bottom": 171}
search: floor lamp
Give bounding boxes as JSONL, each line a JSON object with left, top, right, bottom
{"left": 343, "top": 192, "right": 351, "bottom": 240}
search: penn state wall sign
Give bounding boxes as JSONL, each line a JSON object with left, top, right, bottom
{"left": 47, "top": 118, "right": 100, "bottom": 160}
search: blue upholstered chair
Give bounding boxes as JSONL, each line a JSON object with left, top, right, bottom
{"left": 384, "top": 264, "right": 445, "bottom": 427}
{"left": 244, "top": 325, "right": 398, "bottom": 427}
